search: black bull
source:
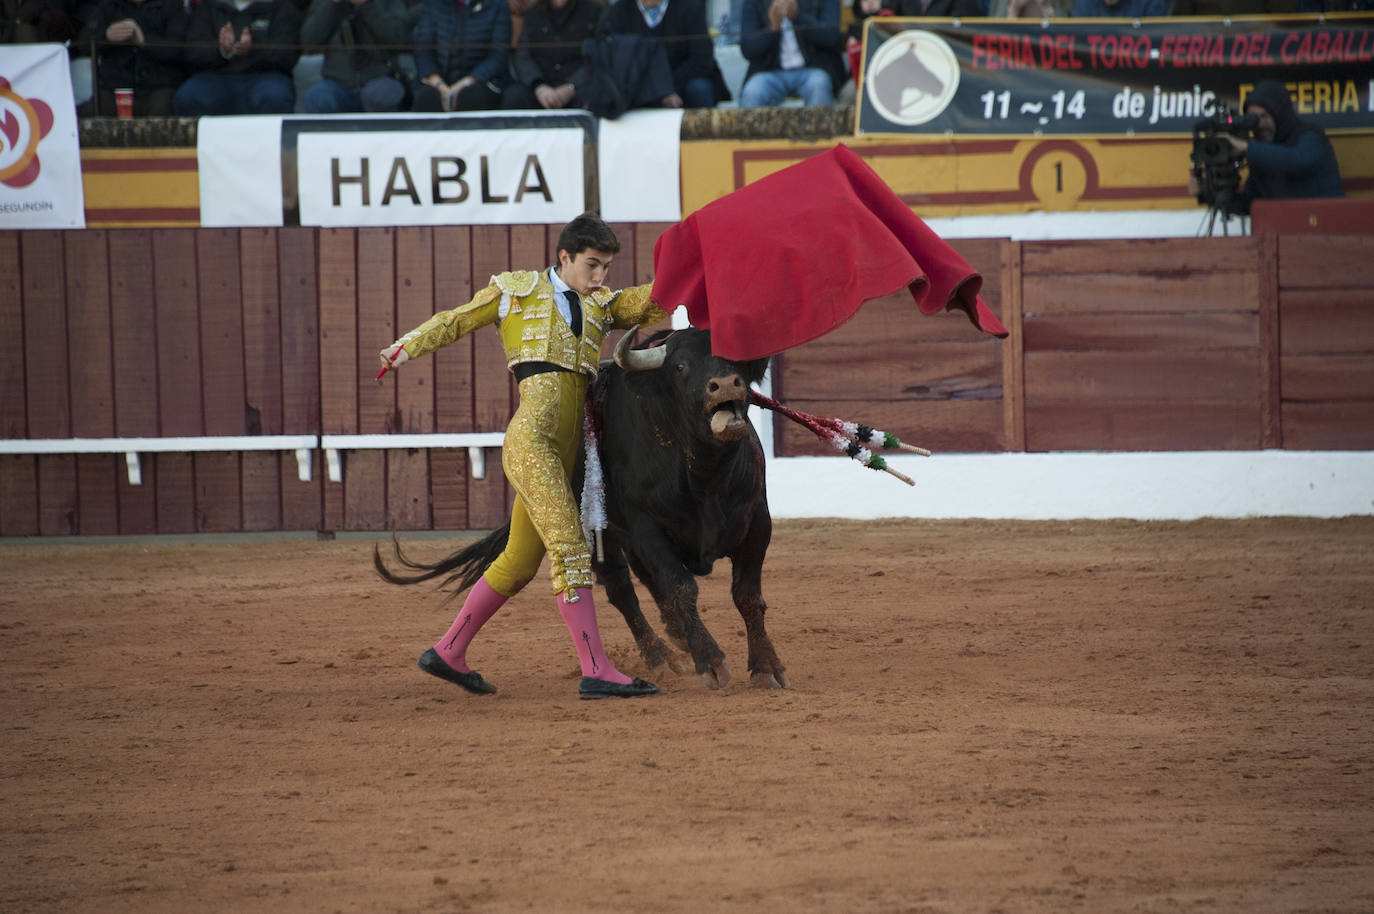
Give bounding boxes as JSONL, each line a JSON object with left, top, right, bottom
{"left": 375, "top": 328, "right": 789, "bottom": 690}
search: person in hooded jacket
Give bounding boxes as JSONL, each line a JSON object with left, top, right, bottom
{"left": 1189, "top": 80, "right": 1344, "bottom": 216}
{"left": 77, "top": 0, "right": 188, "bottom": 116}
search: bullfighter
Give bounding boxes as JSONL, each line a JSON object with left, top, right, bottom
{"left": 378, "top": 212, "right": 667, "bottom": 700}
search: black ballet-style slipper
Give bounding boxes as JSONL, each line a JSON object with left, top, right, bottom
{"left": 417, "top": 648, "right": 496, "bottom": 695}
{"left": 578, "top": 676, "right": 659, "bottom": 700}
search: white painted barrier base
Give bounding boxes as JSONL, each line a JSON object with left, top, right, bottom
{"left": 764, "top": 451, "right": 1374, "bottom": 520}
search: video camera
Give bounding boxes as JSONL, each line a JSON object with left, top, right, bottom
{"left": 1190, "top": 105, "right": 1260, "bottom": 215}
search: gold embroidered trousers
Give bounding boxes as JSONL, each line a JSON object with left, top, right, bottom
{"left": 482, "top": 370, "right": 592, "bottom": 599}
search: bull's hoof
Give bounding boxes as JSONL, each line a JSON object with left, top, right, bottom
{"left": 699, "top": 658, "right": 732, "bottom": 690}
{"left": 750, "top": 669, "right": 790, "bottom": 689}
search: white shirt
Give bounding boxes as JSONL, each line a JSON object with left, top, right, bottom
{"left": 779, "top": 19, "right": 805, "bottom": 70}
{"left": 636, "top": 0, "right": 669, "bottom": 28}
{"left": 548, "top": 267, "right": 578, "bottom": 330}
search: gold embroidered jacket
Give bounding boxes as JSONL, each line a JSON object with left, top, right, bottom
{"left": 394, "top": 270, "right": 666, "bottom": 376}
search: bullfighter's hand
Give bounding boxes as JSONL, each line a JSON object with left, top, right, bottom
{"left": 379, "top": 345, "right": 409, "bottom": 373}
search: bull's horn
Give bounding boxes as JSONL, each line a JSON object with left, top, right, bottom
{"left": 613, "top": 325, "right": 667, "bottom": 372}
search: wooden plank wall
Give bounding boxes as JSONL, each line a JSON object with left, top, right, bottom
{"left": 1017, "top": 237, "right": 1273, "bottom": 452}
{"left": 1276, "top": 235, "right": 1374, "bottom": 449}
{"left": 0, "top": 224, "right": 671, "bottom": 536}
{"left": 771, "top": 239, "right": 1009, "bottom": 456}
{"left": 2, "top": 227, "right": 1370, "bottom": 536}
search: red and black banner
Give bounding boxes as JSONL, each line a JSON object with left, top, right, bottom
{"left": 855, "top": 15, "right": 1374, "bottom": 135}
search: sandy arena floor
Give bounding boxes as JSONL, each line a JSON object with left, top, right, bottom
{"left": 3, "top": 517, "right": 1373, "bottom": 913}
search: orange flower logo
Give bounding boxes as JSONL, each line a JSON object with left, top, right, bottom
{"left": 0, "top": 76, "right": 56, "bottom": 189}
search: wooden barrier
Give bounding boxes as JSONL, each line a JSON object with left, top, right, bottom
{"left": 2, "top": 227, "right": 1371, "bottom": 536}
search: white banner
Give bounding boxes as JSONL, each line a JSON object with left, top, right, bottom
{"left": 197, "top": 116, "right": 283, "bottom": 228}
{"left": 196, "top": 110, "right": 680, "bottom": 228}
{"left": 0, "top": 44, "right": 85, "bottom": 229}
{"left": 598, "top": 109, "right": 682, "bottom": 222}
{"left": 298, "top": 126, "right": 585, "bottom": 227}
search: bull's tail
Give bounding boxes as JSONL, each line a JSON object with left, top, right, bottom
{"left": 373, "top": 524, "right": 511, "bottom": 599}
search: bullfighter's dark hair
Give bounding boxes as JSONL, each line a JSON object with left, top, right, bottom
{"left": 558, "top": 211, "right": 620, "bottom": 258}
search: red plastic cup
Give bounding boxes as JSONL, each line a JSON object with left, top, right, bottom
{"left": 115, "top": 88, "right": 134, "bottom": 119}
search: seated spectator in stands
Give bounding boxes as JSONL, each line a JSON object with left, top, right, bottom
{"left": 737, "top": 0, "right": 843, "bottom": 108}
{"left": 3, "top": 0, "right": 44, "bottom": 42}
{"left": 898, "top": 0, "right": 982, "bottom": 14}
{"left": 1070, "top": 0, "right": 1169, "bottom": 15}
{"left": 992, "top": 0, "right": 1071, "bottom": 15}
{"left": 1294, "top": 0, "right": 1372, "bottom": 9}
{"left": 300, "top": 0, "right": 409, "bottom": 112}
{"left": 10, "top": 0, "right": 97, "bottom": 43}
{"left": 410, "top": 0, "right": 509, "bottom": 110}
{"left": 597, "top": 0, "right": 729, "bottom": 109}
{"left": 76, "top": 0, "right": 187, "bottom": 116}
{"left": 1172, "top": 0, "right": 1291, "bottom": 12}
{"left": 508, "top": 0, "right": 527, "bottom": 42}
{"left": 501, "top": 0, "right": 599, "bottom": 110}
{"left": 175, "top": 0, "right": 301, "bottom": 114}
{"left": 1189, "top": 79, "right": 1345, "bottom": 216}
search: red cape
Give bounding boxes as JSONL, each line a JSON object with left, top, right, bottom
{"left": 650, "top": 144, "right": 1008, "bottom": 361}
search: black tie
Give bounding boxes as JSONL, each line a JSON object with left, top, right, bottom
{"left": 563, "top": 289, "right": 582, "bottom": 337}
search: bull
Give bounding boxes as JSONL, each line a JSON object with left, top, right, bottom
{"left": 375, "top": 327, "right": 788, "bottom": 690}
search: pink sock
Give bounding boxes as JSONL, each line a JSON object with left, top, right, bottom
{"left": 557, "top": 588, "right": 632, "bottom": 685}
{"left": 433, "top": 578, "right": 507, "bottom": 673}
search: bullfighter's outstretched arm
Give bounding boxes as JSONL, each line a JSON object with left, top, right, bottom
{"left": 391, "top": 283, "right": 505, "bottom": 361}
{"left": 607, "top": 283, "right": 670, "bottom": 331}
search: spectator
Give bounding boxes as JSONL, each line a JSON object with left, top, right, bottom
{"left": 737, "top": 0, "right": 843, "bottom": 108}
{"left": 77, "top": 0, "right": 188, "bottom": 116}
{"left": 990, "top": 0, "right": 1070, "bottom": 15}
{"left": 21, "top": 0, "right": 98, "bottom": 43}
{"left": 898, "top": 0, "right": 981, "bottom": 13}
{"left": 175, "top": 0, "right": 301, "bottom": 114}
{"left": 845, "top": 0, "right": 891, "bottom": 47}
{"left": 502, "top": 0, "right": 599, "bottom": 109}
{"left": 1172, "top": 0, "right": 1290, "bottom": 11}
{"left": 1294, "top": 0, "right": 1371, "bottom": 8}
{"left": 300, "top": 0, "right": 409, "bottom": 112}
{"left": 597, "top": 0, "right": 729, "bottom": 109}
{"left": 2, "top": 0, "right": 44, "bottom": 42}
{"left": 409, "top": 0, "right": 509, "bottom": 111}
{"left": 839, "top": 0, "right": 890, "bottom": 103}
{"left": 1206, "top": 79, "right": 1345, "bottom": 215}
{"left": 1070, "top": 0, "right": 1170, "bottom": 14}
